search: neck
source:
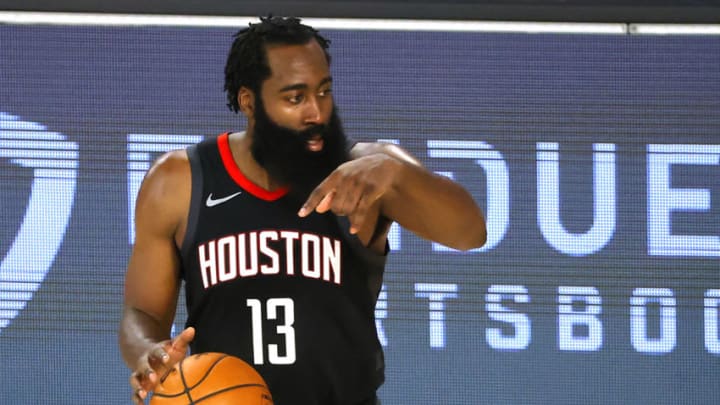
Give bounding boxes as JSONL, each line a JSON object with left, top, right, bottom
{"left": 227, "top": 131, "right": 283, "bottom": 191}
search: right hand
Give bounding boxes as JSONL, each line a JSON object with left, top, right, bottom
{"left": 129, "top": 327, "right": 195, "bottom": 404}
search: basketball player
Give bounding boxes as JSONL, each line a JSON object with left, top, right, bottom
{"left": 119, "top": 16, "right": 486, "bottom": 405}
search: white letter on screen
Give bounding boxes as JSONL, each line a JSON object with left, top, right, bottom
{"left": 558, "top": 286, "right": 603, "bottom": 351}
{"left": 647, "top": 144, "right": 720, "bottom": 256}
{"left": 375, "top": 284, "right": 388, "bottom": 347}
{"left": 537, "top": 143, "right": 616, "bottom": 256}
{"left": 415, "top": 283, "right": 458, "bottom": 349}
{"left": 486, "top": 285, "right": 531, "bottom": 350}
{"left": 705, "top": 289, "right": 720, "bottom": 354}
{"left": 630, "top": 288, "right": 676, "bottom": 354}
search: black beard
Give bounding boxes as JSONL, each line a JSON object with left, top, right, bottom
{"left": 250, "top": 96, "right": 349, "bottom": 204}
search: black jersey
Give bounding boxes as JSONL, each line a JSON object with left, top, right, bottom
{"left": 179, "top": 133, "right": 387, "bottom": 405}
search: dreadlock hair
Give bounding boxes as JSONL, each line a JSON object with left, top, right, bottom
{"left": 224, "top": 16, "right": 332, "bottom": 113}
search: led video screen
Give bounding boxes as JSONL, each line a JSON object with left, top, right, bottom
{"left": 0, "top": 21, "right": 718, "bottom": 404}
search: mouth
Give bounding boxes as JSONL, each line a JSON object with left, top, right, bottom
{"left": 306, "top": 135, "right": 324, "bottom": 152}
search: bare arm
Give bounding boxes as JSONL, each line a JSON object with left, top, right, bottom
{"left": 118, "top": 150, "right": 195, "bottom": 403}
{"left": 300, "top": 142, "right": 486, "bottom": 251}
{"left": 362, "top": 142, "right": 486, "bottom": 250}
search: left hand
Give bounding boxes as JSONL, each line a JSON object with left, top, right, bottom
{"left": 298, "top": 154, "right": 400, "bottom": 234}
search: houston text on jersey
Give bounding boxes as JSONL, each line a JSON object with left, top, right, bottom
{"left": 197, "top": 230, "right": 342, "bottom": 288}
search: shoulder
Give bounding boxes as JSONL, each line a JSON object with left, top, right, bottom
{"left": 134, "top": 149, "right": 191, "bottom": 232}
{"left": 144, "top": 149, "right": 191, "bottom": 190}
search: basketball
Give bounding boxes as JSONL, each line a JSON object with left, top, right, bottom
{"left": 149, "top": 352, "right": 273, "bottom": 405}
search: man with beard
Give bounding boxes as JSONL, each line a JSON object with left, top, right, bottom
{"left": 249, "top": 75, "right": 349, "bottom": 208}
{"left": 119, "top": 16, "right": 486, "bottom": 405}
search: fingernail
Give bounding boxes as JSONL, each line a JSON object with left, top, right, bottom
{"left": 298, "top": 208, "right": 307, "bottom": 217}
{"left": 162, "top": 353, "right": 169, "bottom": 363}
{"left": 349, "top": 227, "right": 357, "bottom": 234}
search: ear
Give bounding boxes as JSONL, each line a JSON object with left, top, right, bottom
{"left": 238, "top": 87, "right": 255, "bottom": 118}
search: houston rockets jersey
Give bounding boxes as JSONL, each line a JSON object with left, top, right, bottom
{"left": 179, "top": 133, "right": 387, "bottom": 405}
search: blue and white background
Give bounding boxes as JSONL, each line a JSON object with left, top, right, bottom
{"left": 0, "top": 19, "right": 718, "bottom": 404}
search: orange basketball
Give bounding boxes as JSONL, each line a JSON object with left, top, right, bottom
{"left": 149, "top": 352, "right": 273, "bottom": 405}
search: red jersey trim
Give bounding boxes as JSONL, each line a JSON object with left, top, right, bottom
{"left": 217, "top": 132, "right": 289, "bottom": 201}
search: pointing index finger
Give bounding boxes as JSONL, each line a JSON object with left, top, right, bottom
{"left": 298, "top": 176, "right": 336, "bottom": 217}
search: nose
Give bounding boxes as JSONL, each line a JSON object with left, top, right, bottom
{"left": 302, "top": 96, "right": 322, "bottom": 125}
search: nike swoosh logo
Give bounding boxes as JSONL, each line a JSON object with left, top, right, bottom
{"left": 206, "top": 192, "right": 242, "bottom": 207}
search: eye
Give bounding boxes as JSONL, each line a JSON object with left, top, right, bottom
{"left": 287, "top": 94, "right": 304, "bottom": 104}
{"left": 318, "top": 88, "right": 332, "bottom": 97}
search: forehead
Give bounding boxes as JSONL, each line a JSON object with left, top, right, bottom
{"left": 263, "top": 40, "right": 330, "bottom": 88}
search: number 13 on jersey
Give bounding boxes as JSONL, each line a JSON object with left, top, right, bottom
{"left": 246, "top": 298, "right": 297, "bottom": 365}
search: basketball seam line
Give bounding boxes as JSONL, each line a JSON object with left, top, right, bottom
{"left": 192, "top": 383, "right": 268, "bottom": 403}
{"left": 177, "top": 353, "right": 229, "bottom": 402}
{"left": 152, "top": 383, "right": 267, "bottom": 400}
{"left": 155, "top": 354, "right": 263, "bottom": 400}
